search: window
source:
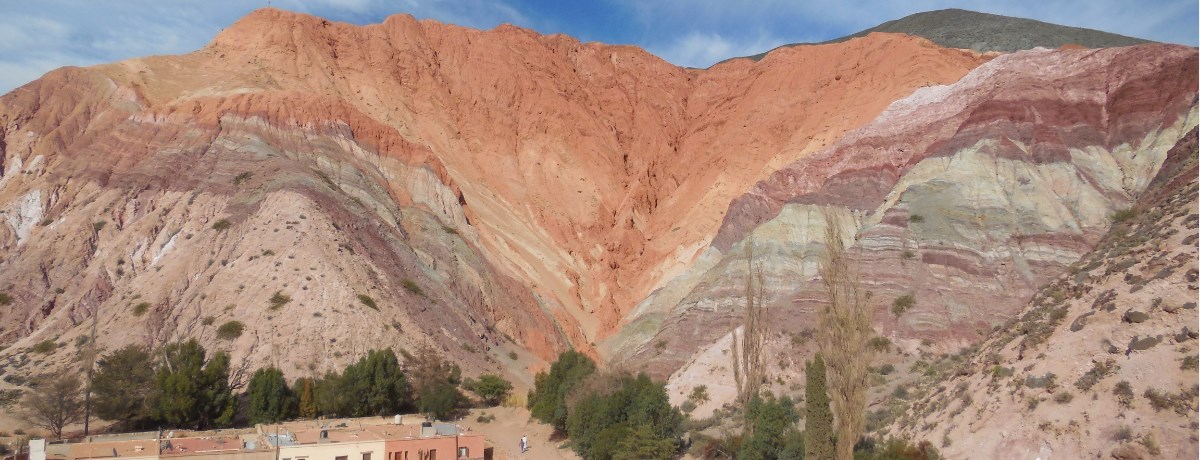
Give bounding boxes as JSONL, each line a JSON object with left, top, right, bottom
{"left": 362, "top": 453, "right": 371, "bottom": 460}
{"left": 336, "top": 456, "right": 348, "bottom": 460}
{"left": 457, "top": 447, "right": 467, "bottom": 458}
{"left": 428, "top": 450, "right": 435, "bottom": 460}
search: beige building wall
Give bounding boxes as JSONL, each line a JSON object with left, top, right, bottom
{"left": 279, "top": 440, "right": 386, "bottom": 460}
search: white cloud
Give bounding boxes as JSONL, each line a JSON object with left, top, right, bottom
{"left": 652, "top": 32, "right": 792, "bottom": 68}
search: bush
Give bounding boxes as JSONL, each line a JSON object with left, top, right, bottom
{"left": 133, "top": 302, "right": 151, "bottom": 316}
{"left": 528, "top": 350, "right": 596, "bottom": 431}
{"left": 565, "top": 372, "right": 682, "bottom": 460}
{"left": 357, "top": 294, "right": 378, "bottom": 311}
{"left": 908, "top": 214, "right": 925, "bottom": 223}
{"left": 1113, "top": 380, "right": 1134, "bottom": 408}
{"left": 688, "top": 385, "right": 709, "bottom": 403}
{"left": 268, "top": 291, "right": 291, "bottom": 310}
{"left": 868, "top": 336, "right": 893, "bottom": 352}
{"left": 0, "top": 292, "right": 12, "bottom": 306}
{"left": 401, "top": 279, "right": 424, "bottom": 297}
{"left": 32, "top": 340, "right": 57, "bottom": 354}
{"left": 1053, "top": 390, "right": 1074, "bottom": 404}
{"left": 93, "top": 221, "right": 107, "bottom": 231}
{"left": 232, "top": 172, "right": 253, "bottom": 186}
{"left": 202, "top": 316, "right": 215, "bottom": 326}
{"left": 1181, "top": 355, "right": 1198, "bottom": 371}
{"left": 1111, "top": 208, "right": 1137, "bottom": 224}
{"left": 216, "top": 321, "right": 244, "bottom": 340}
{"left": 507, "top": 351, "right": 518, "bottom": 360}
{"left": 680, "top": 400, "right": 696, "bottom": 413}
{"left": 212, "top": 219, "right": 232, "bottom": 231}
{"left": 739, "top": 394, "right": 802, "bottom": 460}
{"left": 892, "top": 294, "right": 916, "bottom": 316}
{"left": 468, "top": 374, "right": 512, "bottom": 406}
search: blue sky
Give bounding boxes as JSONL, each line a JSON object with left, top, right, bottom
{"left": 0, "top": 0, "right": 1196, "bottom": 94}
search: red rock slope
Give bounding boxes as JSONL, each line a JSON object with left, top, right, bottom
{"left": 0, "top": 7, "right": 986, "bottom": 377}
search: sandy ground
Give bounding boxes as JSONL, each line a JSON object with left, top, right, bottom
{"left": 455, "top": 407, "right": 579, "bottom": 460}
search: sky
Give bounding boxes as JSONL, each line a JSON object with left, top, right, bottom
{"left": 0, "top": 0, "right": 1196, "bottom": 94}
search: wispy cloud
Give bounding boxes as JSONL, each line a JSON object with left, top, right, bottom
{"left": 0, "top": 0, "right": 1194, "bottom": 93}
{"left": 651, "top": 32, "right": 793, "bottom": 68}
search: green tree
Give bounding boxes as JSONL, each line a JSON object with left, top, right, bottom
{"left": 152, "top": 340, "right": 236, "bottom": 429}
{"left": 565, "top": 372, "right": 682, "bottom": 460}
{"left": 805, "top": 354, "right": 834, "bottom": 460}
{"left": 818, "top": 215, "right": 875, "bottom": 460}
{"left": 21, "top": 372, "right": 85, "bottom": 439}
{"left": 341, "top": 349, "right": 409, "bottom": 416}
{"left": 418, "top": 382, "right": 463, "bottom": 420}
{"left": 296, "top": 378, "right": 318, "bottom": 419}
{"left": 314, "top": 371, "right": 350, "bottom": 416}
{"left": 246, "top": 367, "right": 294, "bottom": 424}
{"left": 469, "top": 374, "right": 513, "bottom": 406}
{"left": 528, "top": 349, "right": 596, "bottom": 431}
{"left": 739, "top": 394, "right": 801, "bottom": 460}
{"left": 91, "top": 345, "right": 155, "bottom": 429}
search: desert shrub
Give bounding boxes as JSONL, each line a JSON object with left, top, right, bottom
{"left": 868, "top": 336, "right": 893, "bottom": 352}
{"left": 268, "top": 291, "right": 291, "bottom": 310}
{"left": 1053, "top": 390, "right": 1074, "bottom": 404}
{"left": 507, "top": 351, "right": 518, "bottom": 360}
{"left": 892, "top": 294, "right": 915, "bottom": 316}
{"left": 901, "top": 250, "right": 916, "bottom": 260}
{"left": 877, "top": 363, "right": 896, "bottom": 375}
{"left": 1181, "top": 355, "right": 1198, "bottom": 370}
{"left": 1111, "top": 208, "right": 1137, "bottom": 224}
{"left": 1113, "top": 380, "right": 1134, "bottom": 408}
{"left": 212, "top": 219, "right": 232, "bottom": 231}
{"left": 475, "top": 412, "right": 496, "bottom": 423}
{"left": 1074, "top": 359, "right": 1115, "bottom": 392}
{"left": 32, "top": 340, "right": 57, "bottom": 354}
{"left": 1024, "top": 372, "right": 1056, "bottom": 389}
{"left": 680, "top": 399, "right": 696, "bottom": 413}
{"left": 909, "top": 214, "right": 925, "bottom": 223}
{"left": 1113, "top": 425, "right": 1134, "bottom": 442}
{"left": 688, "top": 385, "right": 709, "bottom": 403}
{"left": 401, "top": 279, "right": 424, "bottom": 297}
{"left": 0, "top": 292, "right": 11, "bottom": 306}
{"left": 202, "top": 316, "right": 215, "bottom": 326}
{"left": 357, "top": 294, "right": 378, "bottom": 310}
{"left": 93, "top": 221, "right": 107, "bottom": 231}
{"left": 232, "top": 171, "right": 253, "bottom": 186}
{"left": 216, "top": 321, "right": 244, "bottom": 340}
{"left": 133, "top": 302, "right": 151, "bottom": 316}
{"left": 855, "top": 437, "right": 943, "bottom": 459}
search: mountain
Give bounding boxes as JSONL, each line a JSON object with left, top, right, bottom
{"left": 887, "top": 127, "right": 1198, "bottom": 458}
{"left": 0, "top": 11, "right": 1195, "bottom": 446}
{"left": 735, "top": 8, "right": 1153, "bottom": 63}
{"left": 612, "top": 43, "right": 1197, "bottom": 381}
{"left": 0, "top": 8, "right": 985, "bottom": 383}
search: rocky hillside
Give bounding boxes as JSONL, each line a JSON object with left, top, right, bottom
{"left": 0, "top": 8, "right": 986, "bottom": 382}
{"left": 884, "top": 127, "right": 1198, "bottom": 458}
{"left": 611, "top": 43, "right": 1197, "bottom": 382}
{"left": 0, "top": 6, "right": 1194, "bottom": 420}
{"left": 738, "top": 8, "right": 1153, "bottom": 62}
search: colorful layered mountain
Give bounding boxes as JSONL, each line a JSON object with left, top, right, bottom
{"left": 611, "top": 43, "right": 1197, "bottom": 382}
{"left": 0, "top": 8, "right": 986, "bottom": 381}
{"left": 0, "top": 8, "right": 1194, "bottom": 427}
{"left": 888, "top": 127, "right": 1197, "bottom": 458}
